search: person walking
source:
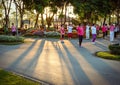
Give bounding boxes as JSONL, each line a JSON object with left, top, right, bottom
{"left": 91, "top": 24, "right": 97, "bottom": 44}
{"left": 60, "top": 24, "right": 65, "bottom": 43}
{"left": 76, "top": 23, "right": 84, "bottom": 47}
{"left": 11, "top": 23, "right": 16, "bottom": 36}
{"left": 86, "top": 23, "right": 90, "bottom": 39}
{"left": 105, "top": 24, "right": 108, "bottom": 36}
{"left": 109, "top": 24, "right": 115, "bottom": 42}
{"left": 102, "top": 24, "right": 106, "bottom": 39}
{"left": 67, "top": 24, "right": 73, "bottom": 40}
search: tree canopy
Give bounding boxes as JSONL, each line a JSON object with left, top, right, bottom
{"left": 1, "top": 0, "right": 120, "bottom": 29}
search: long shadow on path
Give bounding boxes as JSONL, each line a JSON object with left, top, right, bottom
{"left": 6, "top": 39, "right": 39, "bottom": 72}
{"left": 70, "top": 40, "right": 120, "bottom": 85}
{"left": 51, "top": 41, "right": 92, "bottom": 85}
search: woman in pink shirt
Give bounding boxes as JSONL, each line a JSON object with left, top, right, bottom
{"left": 60, "top": 24, "right": 65, "bottom": 43}
{"left": 109, "top": 24, "right": 115, "bottom": 42}
{"left": 102, "top": 24, "right": 106, "bottom": 39}
{"left": 11, "top": 23, "right": 16, "bottom": 36}
{"left": 76, "top": 23, "right": 84, "bottom": 47}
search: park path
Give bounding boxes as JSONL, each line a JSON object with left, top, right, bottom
{"left": 0, "top": 38, "right": 120, "bottom": 85}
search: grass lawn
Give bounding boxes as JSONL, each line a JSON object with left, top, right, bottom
{"left": 95, "top": 51, "right": 120, "bottom": 61}
{"left": 0, "top": 69, "right": 41, "bottom": 85}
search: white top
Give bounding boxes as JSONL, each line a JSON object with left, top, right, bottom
{"left": 91, "top": 26, "right": 96, "bottom": 34}
{"left": 67, "top": 26, "right": 73, "bottom": 33}
{"left": 86, "top": 25, "right": 90, "bottom": 32}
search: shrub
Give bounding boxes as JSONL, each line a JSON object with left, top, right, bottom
{"left": 33, "top": 31, "right": 44, "bottom": 37}
{"left": 45, "top": 31, "right": 60, "bottom": 38}
{"left": 96, "top": 51, "right": 120, "bottom": 60}
{"left": 0, "top": 35, "right": 24, "bottom": 42}
{"left": 47, "top": 27, "right": 55, "bottom": 31}
{"left": 23, "top": 33, "right": 34, "bottom": 37}
{"left": 109, "top": 43, "right": 120, "bottom": 55}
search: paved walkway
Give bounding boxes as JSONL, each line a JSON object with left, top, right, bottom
{"left": 0, "top": 38, "right": 120, "bottom": 85}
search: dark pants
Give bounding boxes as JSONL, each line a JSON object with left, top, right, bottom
{"left": 114, "top": 32, "right": 117, "bottom": 38}
{"left": 79, "top": 35, "right": 83, "bottom": 46}
{"left": 12, "top": 31, "right": 16, "bottom": 36}
{"left": 106, "top": 31, "right": 108, "bottom": 36}
{"left": 103, "top": 32, "right": 106, "bottom": 38}
{"left": 61, "top": 35, "right": 64, "bottom": 39}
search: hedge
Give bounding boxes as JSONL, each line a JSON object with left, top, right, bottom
{"left": 0, "top": 35, "right": 24, "bottom": 42}
{"left": 109, "top": 43, "right": 120, "bottom": 55}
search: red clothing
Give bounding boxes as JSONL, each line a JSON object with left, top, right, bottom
{"left": 102, "top": 26, "right": 106, "bottom": 32}
{"left": 68, "top": 33, "right": 72, "bottom": 38}
{"left": 76, "top": 26, "right": 84, "bottom": 35}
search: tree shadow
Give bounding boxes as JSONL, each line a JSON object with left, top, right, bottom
{"left": 51, "top": 40, "right": 92, "bottom": 85}
{"left": 70, "top": 40, "right": 120, "bottom": 85}
{"left": 6, "top": 39, "right": 39, "bottom": 72}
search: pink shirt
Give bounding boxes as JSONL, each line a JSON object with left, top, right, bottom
{"left": 11, "top": 26, "right": 16, "bottom": 32}
{"left": 76, "top": 26, "right": 84, "bottom": 35}
{"left": 110, "top": 25, "right": 115, "bottom": 31}
{"left": 102, "top": 26, "right": 106, "bottom": 32}
{"left": 60, "top": 27, "right": 65, "bottom": 35}
{"left": 96, "top": 25, "right": 100, "bottom": 30}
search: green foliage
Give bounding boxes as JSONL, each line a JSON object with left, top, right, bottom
{"left": 45, "top": 31, "right": 60, "bottom": 38}
{"left": 109, "top": 44, "right": 120, "bottom": 55}
{"left": 0, "top": 35, "right": 24, "bottom": 42}
{"left": 72, "top": 0, "right": 112, "bottom": 22}
{"left": 96, "top": 51, "right": 120, "bottom": 60}
{"left": 0, "top": 69, "right": 40, "bottom": 85}
{"left": 23, "top": 33, "right": 34, "bottom": 37}
{"left": 47, "top": 27, "right": 55, "bottom": 31}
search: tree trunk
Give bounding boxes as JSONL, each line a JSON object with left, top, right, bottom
{"left": 34, "top": 13, "right": 39, "bottom": 29}
{"left": 41, "top": 13, "right": 44, "bottom": 27}
{"left": 64, "top": 5, "right": 67, "bottom": 25}
{"left": 46, "top": 13, "right": 55, "bottom": 29}
{"left": 61, "top": 7, "right": 64, "bottom": 25}
{"left": 4, "top": 14, "right": 9, "bottom": 34}
{"left": 2, "top": 0, "right": 12, "bottom": 34}
{"left": 108, "top": 14, "right": 111, "bottom": 25}
{"left": 103, "top": 14, "right": 107, "bottom": 25}
{"left": 20, "top": 14, "right": 23, "bottom": 28}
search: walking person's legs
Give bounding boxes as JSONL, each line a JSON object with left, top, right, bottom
{"left": 60, "top": 34, "right": 64, "bottom": 43}
{"left": 92, "top": 34, "right": 96, "bottom": 44}
{"left": 103, "top": 32, "right": 105, "bottom": 38}
{"left": 86, "top": 31, "right": 89, "bottom": 39}
{"left": 79, "top": 35, "right": 83, "bottom": 46}
{"left": 110, "top": 31, "right": 114, "bottom": 42}
{"left": 12, "top": 32, "right": 16, "bottom": 36}
{"left": 68, "top": 33, "right": 72, "bottom": 39}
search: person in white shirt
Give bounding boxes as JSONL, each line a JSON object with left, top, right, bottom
{"left": 91, "top": 24, "right": 97, "bottom": 44}
{"left": 86, "top": 23, "right": 90, "bottom": 39}
{"left": 67, "top": 24, "right": 73, "bottom": 39}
